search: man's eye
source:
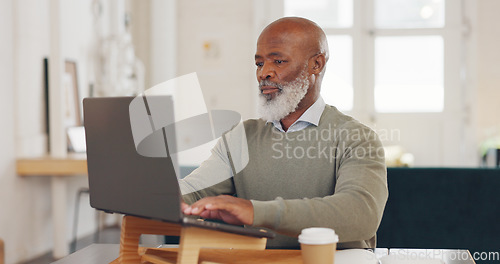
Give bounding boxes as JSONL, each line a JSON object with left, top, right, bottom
{"left": 275, "top": 60, "right": 283, "bottom": 64}
{"left": 256, "top": 62, "right": 263, "bottom": 67}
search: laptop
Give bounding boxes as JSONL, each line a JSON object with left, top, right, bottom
{"left": 83, "top": 96, "right": 274, "bottom": 239}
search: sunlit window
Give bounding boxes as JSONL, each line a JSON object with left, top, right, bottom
{"left": 374, "top": 36, "right": 444, "bottom": 112}
{"left": 375, "top": 0, "right": 445, "bottom": 28}
{"left": 284, "top": 0, "right": 447, "bottom": 113}
{"left": 321, "top": 36, "right": 353, "bottom": 111}
{"left": 284, "top": 0, "right": 353, "bottom": 28}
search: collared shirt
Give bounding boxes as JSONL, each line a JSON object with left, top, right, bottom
{"left": 269, "top": 96, "right": 326, "bottom": 133}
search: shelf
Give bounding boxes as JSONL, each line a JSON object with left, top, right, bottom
{"left": 16, "top": 153, "right": 87, "bottom": 176}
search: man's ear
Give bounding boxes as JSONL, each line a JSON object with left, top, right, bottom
{"left": 310, "top": 53, "right": 326, "bottom": 75}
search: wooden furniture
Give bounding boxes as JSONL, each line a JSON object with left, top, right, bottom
{"left": 16, "top": 154, "right": 88, "bottom": 258}
{"left": 51, "top": 244, "right": 304, "bottom": 264}
{"left": 16, "top": 154, "right": 87, "bottom": 176}
{"left": 114, "top": 215, "right": 267, "bottom": 264}
{"left": 53, "top": 244, "right": 477, "bottom": 264}
{"left": 0, "top": 238, "right": 4, "bottom": 264}
{"left": 140, "top": 248, "right": 303, "bottom": 264}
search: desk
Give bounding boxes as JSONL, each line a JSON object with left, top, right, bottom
{"left": 52, "top": 244, "right": 118, "bottom": 264}
{"left": 17, "top": 154, "right": 87, "bottom": 258}
{"left": 52, "top": 244, "right": 476, "bottom": 264}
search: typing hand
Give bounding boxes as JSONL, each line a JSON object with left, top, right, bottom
{"left": 181, "top": 201, "right": 189, "bottom": 212}
{"left": 182, "top": 195, "right": 254, "bottom": 226}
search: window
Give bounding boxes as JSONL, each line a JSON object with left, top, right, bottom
{"left": 375, "top": 0, "right": 445, "bottom": 28}
{"left": 374, "top": 36, "right": 444, "bottom": 112}
{"left": 284, "top": 0, "right": 452, "bottom": 113}
{"left": 322, "top": 35, "right": 353, "bottom": 111}
{"left": 285, "top": 0, "right": 353, "bottom": 28}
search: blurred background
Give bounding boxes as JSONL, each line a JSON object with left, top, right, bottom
{"left": 0, "top": 0, "right": 499, "bottom": 263}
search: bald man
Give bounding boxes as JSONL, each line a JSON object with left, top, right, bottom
{"left": 180, "top": 17, "right": 388, "bottom": 249}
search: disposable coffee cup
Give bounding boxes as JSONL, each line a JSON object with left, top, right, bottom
{"left": 298, "top": 227, "right": 339, "bottom": 264}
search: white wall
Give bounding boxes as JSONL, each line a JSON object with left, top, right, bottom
{"left": 0, "top": 0, "right": 103, "bottom": 263}
{"left": 60, "top": 0, "right": 95, "bottom": 117}
{"left": 129, "top": 0, "right": 177, "bottom": 88}
{"left": 129, "top": 0, "right": 152, "bottom": 88}
{"left": 177, "top": 0, "right": 257, "bottom": 119}
{"left": 129, "top": 0, "right": 278, "bottom": 166}
{"left": 2, "top": 0, "right": 58, "bottom": 262}
{"left": 15, "top": 0, "right": 50, "bottom": 156}
{"left": 475, "top": 0, "right": 500, "bottom": 144}
{"left": 171, "top": 0, "right": 259, "bottom": 165}
{"left": 0, "top": 0, "right": 18, "bottom": 263}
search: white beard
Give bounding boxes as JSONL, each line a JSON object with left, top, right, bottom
{"left": 258, "top": 69, "right": 310, "bottom": 122}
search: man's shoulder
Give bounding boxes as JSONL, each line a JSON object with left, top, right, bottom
{"left": 321, "top": 105, "right": 378, "bottom": 137}
{"left": 321, "top": 105, "right": 358, "bottom": 128}
{"left": 239, "top": 118, "right": 276, "bottom": 141}
{"left": 242, "top": 118, "right": 268, "bottom": 130}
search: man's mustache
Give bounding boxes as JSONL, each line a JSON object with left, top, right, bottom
{"left": 259, "top": 80, "right": 283, "bottom": 91}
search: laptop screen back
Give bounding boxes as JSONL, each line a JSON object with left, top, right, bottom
{"left": 83, "top": 96, "right": 182, "bottom": 222}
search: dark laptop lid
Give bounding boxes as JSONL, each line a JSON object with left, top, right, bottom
{"left": 83, "top": 96, "right": 182, "bottom": 222}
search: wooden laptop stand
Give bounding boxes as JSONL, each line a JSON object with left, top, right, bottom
{"left": 114, "top": 215, "right": 267, "bottom": 264}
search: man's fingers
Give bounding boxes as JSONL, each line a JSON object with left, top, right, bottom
{"left": 191, "top": 206, "right": 204, "bottom": 214}
{"left": 181, "top": 195, "right": 253, "bottom": 225}
{"left": 200, "top": 209, "right": 218, "bottom": 219}
{"left": 181, "top": 202, "right": 189, "bottom": 211}
{"left": 205, "top": 203, "right": 216, "bottom": 209}
{"left": 183, "top": 199, "right": 215, "bottom": 215}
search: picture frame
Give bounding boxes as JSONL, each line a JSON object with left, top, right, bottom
{"left": 63, "top": 60, "right": 81, "bottom": 127}
{"left": 43, "top": 58, "right": 84, "bottom": 153}
{"left": 43, "top": 58, "right": 50, "bottom": 152}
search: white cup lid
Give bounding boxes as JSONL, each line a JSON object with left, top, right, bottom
{"left": 298, "top": 227, "right": 339, "bottom": 245}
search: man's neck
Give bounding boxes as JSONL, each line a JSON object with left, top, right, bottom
{"left": 280, "top": 107, "right": 308, "bottom": 132}
{"left": 280, "top": 92, "right": 320, "bottom": 131}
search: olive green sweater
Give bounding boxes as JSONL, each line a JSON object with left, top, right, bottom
{"left": 180, "top": 105, "right": 388, "bottom": 249}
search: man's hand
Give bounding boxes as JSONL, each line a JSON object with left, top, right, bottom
{"left": 182, "top": 195, "right": 254, "bottom": 226}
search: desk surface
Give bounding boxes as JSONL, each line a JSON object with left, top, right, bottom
{"left": 16, "top": 154, "right": 87, "bottom": 176}
{"left": 52, "top": 244, "right": 476, "bottom": 264}
{"left": 52, "top": 244, "right": 119, "bottom": 264}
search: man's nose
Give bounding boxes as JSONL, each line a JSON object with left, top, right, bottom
{"left": 258, "top": 64, "right": 275, "bottom": 80}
